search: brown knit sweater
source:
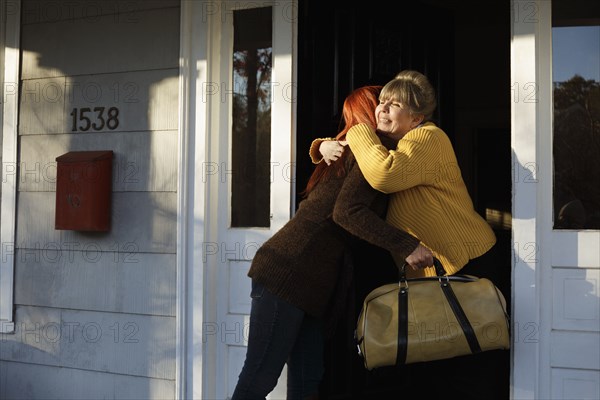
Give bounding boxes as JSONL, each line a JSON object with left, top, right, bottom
{"left": 248, "top": 144, "right": 420, "bottom": 317}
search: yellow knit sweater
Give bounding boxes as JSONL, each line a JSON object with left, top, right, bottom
{"left": 344, "top": 122, "right": 496, "bottom": 277}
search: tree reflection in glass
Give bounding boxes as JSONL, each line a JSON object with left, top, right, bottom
{"left": 231, "top": 7, "right": 272, "bottom": 228}
{"left": 552, "top": 17, "right": 600, "bottom": 229}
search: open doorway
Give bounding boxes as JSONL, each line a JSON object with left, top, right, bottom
{"left": 296, "top": 0, "right": 511, "bottom": 398}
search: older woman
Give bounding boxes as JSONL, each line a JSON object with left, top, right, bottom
{"left": 311, "top": 70, "right": 502, "bottom": 400}
{"left": 313, "top": 70, "right": 496, "bottom": 277}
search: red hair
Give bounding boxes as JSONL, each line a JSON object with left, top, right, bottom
{"left": 302, "top": 85, "right": 382, "bottom": 196}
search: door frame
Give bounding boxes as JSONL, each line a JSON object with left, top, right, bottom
{"left": 511, "top": 0, "right": 546, "bottom": 397}
{"left": 177, "top": 1, "right": 211, "bottom": 398}
{"left": 177, "top": 1, "right": 298, "bottom": 398}
{"left": 211, "top": 2, "right": 297, "bottom": 398}
{"left": 511, "top": 1, "right": 600, "bottom": 398}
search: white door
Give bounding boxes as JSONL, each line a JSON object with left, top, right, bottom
{"left": 512, "top": 1, "right": 600, "bottom": 399}
{"left": 202, "top": 2, "right": 297, "bottom": 399}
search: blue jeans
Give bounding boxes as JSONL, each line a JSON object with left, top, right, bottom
{"left": 231, "top": 281, "right": 324, "bottom": 400}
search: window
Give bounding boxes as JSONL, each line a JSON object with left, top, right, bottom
{"left": 231, "top": 7, "right": 273, "bottom": 228}
{"left": 552, "top": 0, "right": 600, "bottom": 229}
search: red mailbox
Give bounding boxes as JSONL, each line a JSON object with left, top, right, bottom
{"left": 55, "top": 150, "right": 113, "bottom": 231}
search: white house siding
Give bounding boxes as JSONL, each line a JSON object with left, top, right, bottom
{"left": 0, "top": 1, "right": 180, "bottom": 399}
{"left": 0, "top": 1, "right": 4, "bottom": 209}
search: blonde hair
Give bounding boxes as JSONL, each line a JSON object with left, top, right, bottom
{"left": 380, "top": 70, "right": 437, "bottom": 121}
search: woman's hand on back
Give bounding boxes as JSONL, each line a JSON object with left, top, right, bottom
{"left": 319, "top": 140, "right": 347, "bottom": 165}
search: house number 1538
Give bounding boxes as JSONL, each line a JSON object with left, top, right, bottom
{"left": 70, "top": 107, "right": 120, "bottom": 132}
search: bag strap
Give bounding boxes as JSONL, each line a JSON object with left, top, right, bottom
{"left": 396, "top": 280, "right": 409, "bottom": 366}
{"left": 396, "top": 258, "right": 482, "bottom": 365}
{"left": 439, "top": 279, "right": 482, "bottom": 354}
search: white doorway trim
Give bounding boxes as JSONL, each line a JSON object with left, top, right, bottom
{"left": 510, "top": 0, "right": 543, "bottom": 398}
{"left": 177, "top": 1, "right": 211, "bottom": 398}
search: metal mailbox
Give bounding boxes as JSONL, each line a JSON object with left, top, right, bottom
{"left": 55, "top": 150, "right": 113, "bottom": 231}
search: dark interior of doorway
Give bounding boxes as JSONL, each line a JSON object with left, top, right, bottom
{"left": 296, "top": 1, "right": 512, "bottom": 399}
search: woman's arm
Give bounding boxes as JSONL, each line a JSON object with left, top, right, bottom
{"left": 345, "top": 123, "right": 441, "bottom": 193}
{"left": 332, "top": 153, "right": 423, "bottom": 265}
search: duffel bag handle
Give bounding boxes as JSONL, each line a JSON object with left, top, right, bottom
{"left": 399, "top": 257, "right": 446, "bottom": 281}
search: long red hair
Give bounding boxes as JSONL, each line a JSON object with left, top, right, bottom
{"left": 302, "top": 85, "right": 382, "bottom": 196}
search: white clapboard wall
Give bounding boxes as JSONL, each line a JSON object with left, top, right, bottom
{"left": 0, "top": 1, "right": 180, "bottom": 399}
